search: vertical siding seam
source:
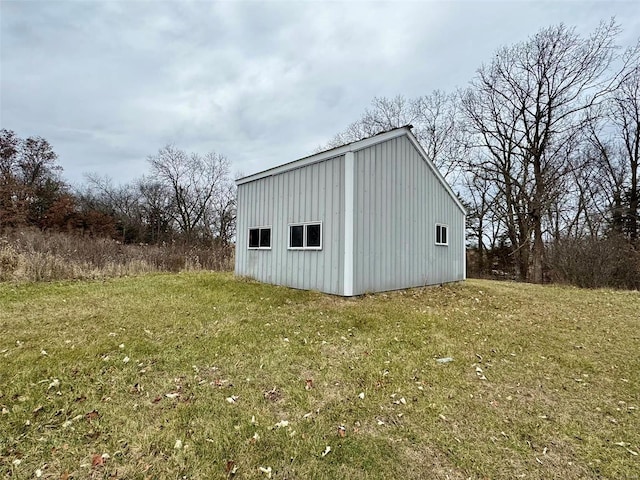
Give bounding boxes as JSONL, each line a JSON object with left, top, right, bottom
{"left": 343, "top": 151, "right": 355, "bottom": 296}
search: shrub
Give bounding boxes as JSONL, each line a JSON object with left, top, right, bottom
{"left": 547, "top": 234, "right": 640, "bottom": 289}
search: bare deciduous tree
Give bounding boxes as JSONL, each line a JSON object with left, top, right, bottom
{"left": 322, "top": 93, "right": 464, "bottom": 181}
{"left": 82, "top": 174, "right": 144, "bottom": 242}
{"left": 148, "top": 145, "right": 231, "bottom": 243}
{"left": 462, "top": 20, "right": 635, "bottom": 282}
{"left": 462, "top": 168, "right": 502, "bottom": 274}
{"left": 137, "top": 177, "right": 172, "bottom": 244}
{"left": 611, "top": 56, "right": 640, "bottom": 241}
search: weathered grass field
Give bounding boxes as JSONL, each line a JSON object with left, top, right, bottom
{"left": 1, "top": 273, "right": 639, "bottom": 479}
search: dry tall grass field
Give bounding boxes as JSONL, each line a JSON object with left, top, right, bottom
{"left": 1, "top": 274, "right": 638, "bottom": 479}
{"left": 0, "top": 230, "right": 232, "bottom": 282}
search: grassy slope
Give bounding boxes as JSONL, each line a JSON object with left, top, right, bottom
{"left": 1, "top": 273, "right": 638, "bottom": 479}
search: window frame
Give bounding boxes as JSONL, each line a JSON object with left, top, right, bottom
{"left": 435, "top": 223, "right": 449, "bottom": 246}
{"left": 248, "top": 225, "right": 272, "bottom": 250}
{"left": 288, "top": 221, "right": 323, "bottom": 251}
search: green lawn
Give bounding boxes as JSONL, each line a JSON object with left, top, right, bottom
{"left": 1, "top": 273, "right": 639, "bottom": 479}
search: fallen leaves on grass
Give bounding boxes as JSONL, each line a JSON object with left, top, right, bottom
{"left": 614, "top": 442, "right": 639, "bottom": 455}
{"left": 225, "top": 460, "right": 238, "bottom": 475}
{"left": 4, "top": 275, "right": 640, "bottom": 479}
{"left": 130, "top": 383, "right": 143, "bottom": 394}
{"left": 436, "top": 357, "right": 453, "bottom": 364}
{"left": 85, "top": 410, "right": 99, "bottom": 421}
{"left": 263, "top": 387, "right": 281, "bottom": 402}
{"left": 259, "top": 466, "right": 272, "bottom": 478}
{"left": 91, "top": 454, "right": 104, "bottom": 467}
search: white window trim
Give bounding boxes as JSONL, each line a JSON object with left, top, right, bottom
{"left": 435, "top": 223, "right": 449, "bottom": 246}
{"left": 248, "top": 225, "right": 272, "bottom": 250}
{"left": 288, "top": 221, "right": 323, "bottom": 250}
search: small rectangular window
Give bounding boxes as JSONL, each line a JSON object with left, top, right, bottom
{"left": 290, "top": 225, "right": 304, "bottom": 248}
{"left": 435, "top": 224, "right": 448, "bottom": 246}
{"left": 249, "top": 228, "right": 260, "bottom": 248}
{"left": 259, "top": 228, "right": 271, "bottom": 248}
{"left": 248, "top": 226, "right": 271, "bottom": 249}
{"left": 306, "top": 224, "right": 321, "bottom": 247}
{"left": 288, "top": 222, "right": 322, "bottom": 250}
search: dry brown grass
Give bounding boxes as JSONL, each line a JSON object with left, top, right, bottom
{"left": 0, "top": 229, "right": 233, "bottom": 282}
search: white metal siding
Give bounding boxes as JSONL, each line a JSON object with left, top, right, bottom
{"left": 235, "top": 156, "right": 345, "bottom": 294}
{"left": 353, "top": 136, "right": 464, "bottom": 294}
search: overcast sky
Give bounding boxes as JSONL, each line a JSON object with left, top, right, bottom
{"left": 1, "top": 1, "right": 639, "bottom": 186}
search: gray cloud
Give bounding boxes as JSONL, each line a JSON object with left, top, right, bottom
{"left": 1, "top": 1, "right": 638, "bottom": 185}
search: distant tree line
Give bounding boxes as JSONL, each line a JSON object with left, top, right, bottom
{"left": 3, "top": 19, "right": 639, "bottom": 288}
{"left": 0, "top": 130, "right": 236, "bottom": 248}
{"left": 326, "top": 20, "right": 640, "bottom": 288}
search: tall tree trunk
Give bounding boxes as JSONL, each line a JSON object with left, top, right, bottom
{"left": 531, "top": 156, "right": 545, "bottom": 283}
{"left": 629, "top": 158, "right": 638, "bottom": 243}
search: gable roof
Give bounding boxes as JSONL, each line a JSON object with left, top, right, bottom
{"left": 236, "top": 125, "right": 466, "bottom": 215}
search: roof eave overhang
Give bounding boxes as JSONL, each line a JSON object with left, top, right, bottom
{"left": 235, "top": 127, "right": 412, "bottom": 186}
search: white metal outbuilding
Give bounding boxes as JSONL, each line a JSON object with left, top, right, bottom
{"left": 235, "top": 125, "right": 466, "bottom": 296}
